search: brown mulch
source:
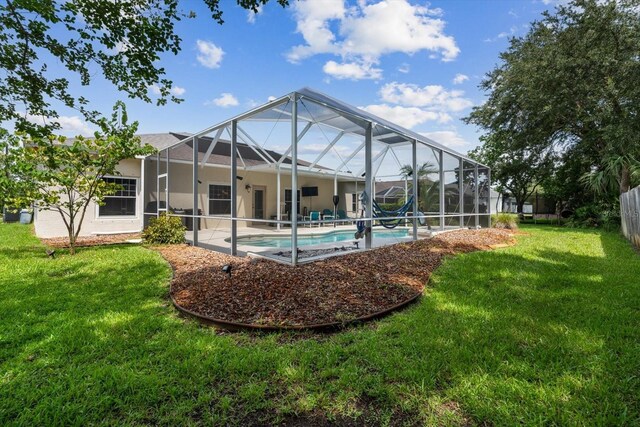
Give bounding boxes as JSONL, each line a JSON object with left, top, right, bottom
{"left": 157, "top": 228, "right": 516, "bottom": 328}
{"left": 41, "top": 233, "right": 141, "bottom": 248}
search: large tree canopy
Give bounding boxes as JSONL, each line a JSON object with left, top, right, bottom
{"left": 466, "top": 0, "right": 640, "bottom": 198}
{"left": 0, "top": 0, "right": 288, "bottom": 136}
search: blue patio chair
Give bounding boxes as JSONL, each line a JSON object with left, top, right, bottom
{"left": 309, "top": 211, "right": 321, "bottom": 227}
{"left": 336, "top": 209, "right": 349, "bottom": 224}
{"left": 322, "top": 208, "right": 334, "bottom": 222}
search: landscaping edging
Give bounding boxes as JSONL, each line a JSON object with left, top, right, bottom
{"left": 157, "top": 229, "right": 516, "bottom": 331}
{"left": 169, "top": 289, "right": 422, "bottom": 331}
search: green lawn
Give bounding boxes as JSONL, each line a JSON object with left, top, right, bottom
{"left": 0, "top": 223, "right": 638, "bottom": 426}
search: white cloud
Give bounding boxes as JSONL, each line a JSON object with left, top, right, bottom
{"left": 420, "top": 130, "right": 469, "bottom": 149}
{"left": 196, "top": 40, "right": 224, "bottom": 69}
{"left": 22, "top": 113, "right": 95, "bottom": 136}
{"left": 206, "top": 93, "right": 239, "bottom": 108}
{"left": 170, "top": 86, "right": 185, "bottom": 96}
{"left": 398, "top": 63, "right": 411, "bottom": 74}
{"left": 322, "top": 60, "right": 382, "bottom": 80}
{"left": 452, "top": 73, "right": 469, "bottom": 85}
{"left": 484, "top": 26, "right": 518, "bottom": 43}
{"left": 379, "top": 82, "right": 473, "bottom": 112}
{"left": 149, "top": 84, "right": 186, "bottom": 97}
{"left": 267, "top": 95, "right": 277, "bottom": 101}
{"left": 288, "top": 0, "right": 459, "bottom": 80}
{"left": 55, "top": 116, "right": 95, "bottom": 136}
{"left": 361, "top": 104, "right": 451, "bottom": 129}
{"left": 247, "top": 4, "right": 263, "bottom": 23}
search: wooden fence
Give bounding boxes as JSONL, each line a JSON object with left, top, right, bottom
{"left": 620, "top": 185, "right": 640, "bottom": 248}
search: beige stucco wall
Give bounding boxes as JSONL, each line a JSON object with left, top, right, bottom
{"left": 145, "top": 160, "right": 343, "bottom": 229}
{"left": 34, "top": 158, "right": 144, "bottom": 238}
{"left": 34, "top": 155, "right": 366, "bottom": 238}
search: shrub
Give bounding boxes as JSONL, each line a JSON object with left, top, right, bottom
{"left": 143, "top": 213, "right": 186, "bottom": 244}
{"left": 377, "top": 202, "right": 403, "bottom": 212}
{"left": 565, "top": 203, "right": 620, "bottom": 231}
{"left": 492, "top": 212, "right": 519, "bottom": 229}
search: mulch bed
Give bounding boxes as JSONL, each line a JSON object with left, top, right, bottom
{"left": 41, "top": 233, "right": 141, "bottom": 248}
{"left": 156, "top": 228, "right": 516, "bottom": 329}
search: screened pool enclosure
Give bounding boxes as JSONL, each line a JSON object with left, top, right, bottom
{"left": 143, "top": 88, "right": 490, "bottom": 265}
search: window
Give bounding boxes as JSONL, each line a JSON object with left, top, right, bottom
{"left": 209, "top": 184, "right": 231, "bottom": 215}
{"left": 284, "top": 189, "right": 300, "bottom": 216}
{"left": 99, "top": 177, "right": 137, "bottom": 217}
{"left": 351, "top": 193, "right": 360, "bottom": 213}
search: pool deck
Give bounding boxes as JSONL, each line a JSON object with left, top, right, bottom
{"left": 185, "top": 223, "right": 442, "bottom": 262}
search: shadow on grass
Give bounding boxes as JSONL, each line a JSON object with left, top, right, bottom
{"left": 0, "top": 225, "right": 638, "bottom": 426}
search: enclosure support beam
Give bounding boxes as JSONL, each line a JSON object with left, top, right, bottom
{"left": 459, "top": 157, "right": 464, "bottom": 228}
{"left": 201, "top": 127, "right": 224, "bottom": 166}
{"left": 156, "top": 153, "right": 160, "bottom": 218}
{"left": 166, "top": 149, "right": 170, "bottom": 211}
{"left": 439, "top": 150, "right": 445, "bottom": 231}
{"left": 357, "top": 145, "right": 388, "bottom": 178}
{"left": 412, "top": 139, "right": 418, "bottom": 240}
{"left": 487, "top": 168, "right": 492, "bottom": 217}
{"left": 365, "top": 121, "right": 373, "bottom": 250}
{"left": 309, "top": 131, "right": 344, "bottom": 170}
{"left": 276, "top": 122, "right": 314, "bottom": 166}
{"left": 230, "top": 120, "right": 238, "bottom": 256}
{"left": 475, "top": 164, "right": 480, "bottom": 228}
{"left": 291, "top": 94, "right": 299, "bottom": 266}
{"left": 276, "top": 165, "right": 281, "bottom": 231}
{"left": 237, "top": 125, "right": 278, "bottom": 163}
{"left": 334, "top": 141, "right": 365, "bottom": 178}
{"left": 192, "top": 136, "right": 199, "bottom": 246}
{"left": 140, "top": 156, "right": 146, "bottom": 227}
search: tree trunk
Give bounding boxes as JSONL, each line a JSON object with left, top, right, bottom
{"left": 67, "top": 224, "right": 76, "bottom": 255}
{"left": 620, "top": 164, "right": 631, "bottom": 195}
{"left": 516, "top": 199, "right": 525, "bottom": 219}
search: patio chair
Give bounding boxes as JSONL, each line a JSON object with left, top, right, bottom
{"left": 304, "top": 211, "right": 320, "bottom": 227}
{"left": 336, "top": 209, "right": 349, "bottom": 224}
{"left": 322, "top": 208, "right": 334, "bottom": 222}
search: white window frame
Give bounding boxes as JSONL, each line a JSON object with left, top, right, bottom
{"left": 207, "top": 182, "right": 232, "bottom": 216}
{"left": 284, "top": 187, "right": 301, "bottom": 216}
{"left": 96, "top": 175, "right": 139, "bottom": 219}
{"left": 351, "top": 192, "right": 360, "bottom": 213}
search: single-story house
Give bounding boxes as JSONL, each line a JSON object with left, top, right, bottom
{"left": 34, "top": 87, "right": 491, "bottom": 265}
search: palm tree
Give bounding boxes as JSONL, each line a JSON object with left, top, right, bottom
{"left": 400, "top": 162, "right": 439, "bottom": 212}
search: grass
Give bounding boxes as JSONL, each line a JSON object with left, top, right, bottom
{"left": 0, "top": 223, "right": 638, "bottom": 425}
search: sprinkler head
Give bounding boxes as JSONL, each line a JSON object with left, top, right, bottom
{"left": 221, "top": 264, "right": 232, "bottom": 278}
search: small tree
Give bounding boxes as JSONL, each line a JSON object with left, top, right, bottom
{"left": 469, "top": 133, "right": 555, "bottom": 216}
{"left": 400, "top": 162, "right": 438, "bottom": 210}
{"left": 5, "top": 102, "right": 155, "bottom": 254}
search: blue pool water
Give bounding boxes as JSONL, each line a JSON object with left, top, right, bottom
{"left": 236, "top": 228, "right": 411, "bottom": 248}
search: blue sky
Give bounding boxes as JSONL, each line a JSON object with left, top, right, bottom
{"left": 48, "top": 0, "right": 560, "bottom": 155}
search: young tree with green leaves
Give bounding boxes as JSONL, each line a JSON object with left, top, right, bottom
{"left": 4, "top": 102, "right": 155, "bottom": 254}
{"left": 468, "top": 133, "right": 555, "bottom": 216}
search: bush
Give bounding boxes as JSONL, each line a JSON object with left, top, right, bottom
{"left": 492, "top": 212, "right": 520, "bottom": 229}
{"left": 565, "top": 203, "right": 620, "bottom": 231}
{"left": 143, "top": 214, "right": 186, "bottom": 244}
{"left": 377, "top": 202, "right": 403, "bottom": 212}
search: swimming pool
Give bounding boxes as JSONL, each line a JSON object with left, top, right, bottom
{"left": 235, "top": 228, "right": 411, "bottom": 248}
